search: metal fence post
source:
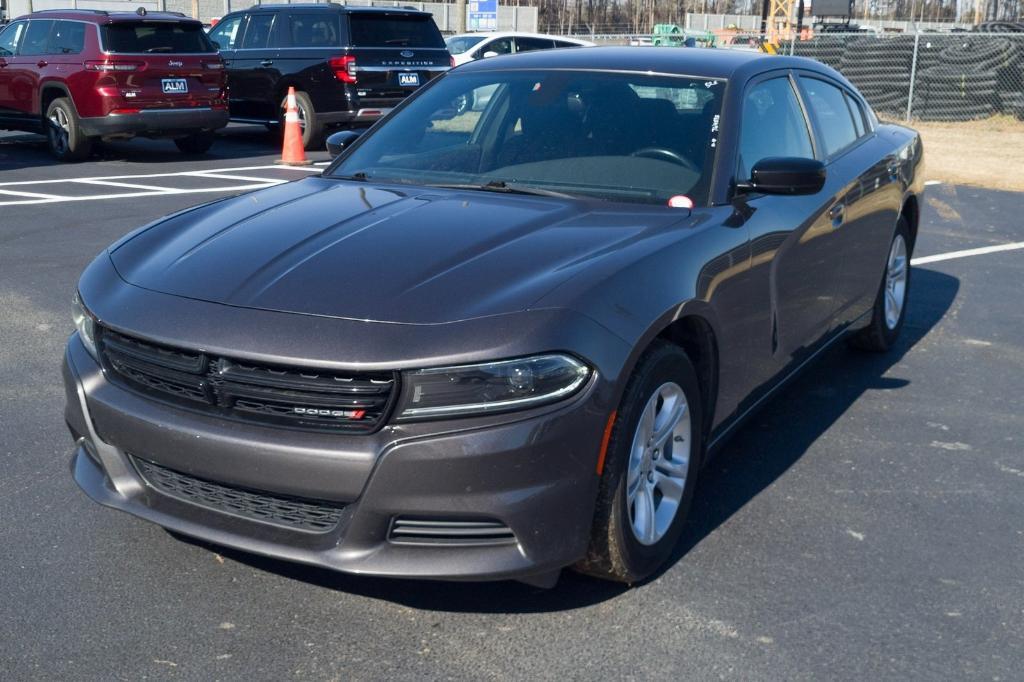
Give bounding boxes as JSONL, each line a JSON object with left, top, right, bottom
{"left": 789, "top": 35, "right": 796, "bottom": 55}
{"left": 906, "top": 33, "right": 921, "bottom": 122}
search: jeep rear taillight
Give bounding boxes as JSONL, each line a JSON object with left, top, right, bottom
{"left": 84, "top": 60, "right": 145, "bottom": 72}
{"left": 329, "top": 56, "right": 357, "bottom": 84}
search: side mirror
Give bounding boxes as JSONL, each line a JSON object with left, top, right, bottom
{"left": 482, "top": 51, "right": 499, "bottom": 58}
{"left": 738, "top": 157, "right": 825, "bottom": 196}
{"left": 325, "top": 129, "right": 365, "bottom": 158}
{"left": 211, "top": 40, "right": 221, "bottom": 50}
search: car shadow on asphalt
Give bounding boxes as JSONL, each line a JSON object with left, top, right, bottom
{"left": 173, "top": 268, "right": 959, "bottom": 613}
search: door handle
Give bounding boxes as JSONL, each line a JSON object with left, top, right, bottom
{"left": 260, "top": 60, "right": 274, "bottom": 67}
{"left": 223, "top": 60, "right": 232, "bottom": 66}
{"left": 36, "top": 59, "right": 48, "bottom": 67}
{"left": 828, "top": 203, "right": 845, "bottom": 227}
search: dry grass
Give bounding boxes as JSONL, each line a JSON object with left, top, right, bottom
{"left": 889, "top": 115, "right": 1024, "bottom": 192}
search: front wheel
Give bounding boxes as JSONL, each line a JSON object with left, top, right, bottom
{"left": 849, "top": 217, "right": 912, "bottom": 352}
{"left": 45, "top": 98, "right": 92, "bottom": 162}
{"left": 576, "top": 341, "right": 704, "bottom": 583}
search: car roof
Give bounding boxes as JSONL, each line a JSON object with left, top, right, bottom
{"left": 17, "top": 9, "right": 202, "bottom": 24}
{"left": 237, "top": 3, "right": 431, "bottom": 16}
{"left": 457, "top": 46, "right": 829, "bottom": 81}
{"left": 447, "top": 31, "right": 591, "bottom": 43}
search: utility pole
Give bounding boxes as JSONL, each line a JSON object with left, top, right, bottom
{"left": 455, "top": 0, "right": 467, "bottom": 33}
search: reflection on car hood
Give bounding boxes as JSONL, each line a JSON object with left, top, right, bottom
{"left": 110, "top": 177, "right": 684, "bottom": 324}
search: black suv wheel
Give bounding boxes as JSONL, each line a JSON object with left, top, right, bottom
{"left": 45, "top": 98, "right": 92, "bottom": 162}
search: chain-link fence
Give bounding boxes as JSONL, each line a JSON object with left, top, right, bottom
{"left": 792, "top": 33, "right": 1024, "bottom": 123}
{"left": 586, "top": 32, "right": 1024, "bottom": 125}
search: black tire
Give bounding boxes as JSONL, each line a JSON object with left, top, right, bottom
{"left": 174, "top": 131, "right": 216, "bottom": 155}
{"left": 45, "top": 97, "right": 92, "bottom": 162}
{"left": 850, "top": 217, "right": 912, "bottom": 352}
{"left": 575, "top": 341, "right": 704, "bottom": 583}
{"left": 279, "top": 90, "right": 322, "bottom": 151}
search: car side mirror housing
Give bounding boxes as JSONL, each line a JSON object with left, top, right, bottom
{"left": 326, "top": 129, "right": 365, "bottom": 158}
{"left": 482, "top": 51, "right": 499, "bottom": 58}
{"left": 737, "top": 157, "right": 826, "bottom": 196}
{"left": 211, "top": 40, "right": 221, "bottom": 50}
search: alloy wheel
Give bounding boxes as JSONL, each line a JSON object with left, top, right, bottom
{"left": 884, "top": 233, "right": 908, "bottom": 330}
{"left": 48, "top": 107, "right": 70, "bottom": 155}
{"left": 626, "top": 381, "right": 692, "bottom": 545}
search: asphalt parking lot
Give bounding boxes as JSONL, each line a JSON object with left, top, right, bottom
{"left": 1, "top": 128, "right": 1023, "bottom": 680}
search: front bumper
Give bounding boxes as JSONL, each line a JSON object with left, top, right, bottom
{"left": 63, "top": 334, "right": 607, "bottom": 583}
{"left": 79, "top": 107, "right": 229, "bottom": 138}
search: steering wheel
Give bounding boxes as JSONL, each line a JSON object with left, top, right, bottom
{"left": 630, "top": 147, "right": 699, "bottom": 173}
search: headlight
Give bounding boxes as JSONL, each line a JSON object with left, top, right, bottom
{"left": 72, "top": 291, "right": 98, "bottom": 359}
{"left": 395, "top": 354, "right": 590, "bottom": 420}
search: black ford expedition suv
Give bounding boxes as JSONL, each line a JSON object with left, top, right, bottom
{"left": 208, "top": 4, "right": 450, "bottom": 149}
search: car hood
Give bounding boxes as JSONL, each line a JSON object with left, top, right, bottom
{"left": 109, "top": 177, "right": 686, "bottom": 324}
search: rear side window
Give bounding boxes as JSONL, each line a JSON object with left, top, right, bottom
{"left": 515, "top": 37, "right": 555, "bottom": 52}
{"left": 240, "top": 14, "right": 275, "bottom": 49}
{"left": 290, "top": 14, "right": 342, "bottom": 47}
{"left": 50, "top": 21, "right": 87, "bottom": 55}
{"left": 349, "top": 15, "right": 444, "bottom": 48}
{"left": 101, "top": 22, "right": 216, "bottom": 54}
{"left": 800, "top": 78, "right": 858, "bottom": 157}
{"left": 0, "top": 20, "right": 27, "bottom": 57}
{"left": 738, "top": 77, "right": 814, "bottom": 179}
{"left": 20, "top": 20, "right": 54, "bottom": 56}
{"left": 845, "top": 92, "right": 868, "bottom": 137}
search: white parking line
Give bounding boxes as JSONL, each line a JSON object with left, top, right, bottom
{"left": 0, "top": 163, "right": 320, "bottom": 187}
{"left": 0, "top": 188, "right": 65, "bottom": 199}
{"left": 0, "top": 163, "right": 322, "bottom": 207}
{"left": 912, "top": 241, "right": 1024, "bottom": 265}
{"left": 74, "top": 179, "right": 183, "bottom": 192}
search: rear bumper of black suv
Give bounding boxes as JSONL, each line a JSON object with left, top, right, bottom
{"left": 80, "top": 107, "right": 229, "bottom": 138}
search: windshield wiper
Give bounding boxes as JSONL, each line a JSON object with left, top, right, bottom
{"left": 334, "top": 171, "right": 369, "bottom": 181}
{"left": 425, "top": 180, "right": 575, "bottom": 199}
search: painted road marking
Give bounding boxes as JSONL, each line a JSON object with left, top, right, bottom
{"left": 74, "top": 179, "right": 184, "bottom": 192}
{"left": 912, "top": 241, "right": 1024, "bottom": 266}
{"left": 0, "top": 163, "right": 321, "bottom": 187}
{"left": 0, "top": 188, "right": 64, "bottom": 199}
{"left": 0, "top": 163, "right": 322, "bottom": 207}
{"left": 924, "top": 180, "right": 942, "bottom": 186}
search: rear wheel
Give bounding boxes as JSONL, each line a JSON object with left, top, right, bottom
{"left": 45, "top": 98, "right": 92, "bottom": 162}
{"left": 850, "top": 217, "right": 912, "bottom": 352}
{"left": 174, "top": 131, "right": 216, "bottom": 155}
{"left": 576, "top": 342, "right": 703, "bottom": 583}
{"left": 279, "top": 90, "right": 322, "bottom": 151}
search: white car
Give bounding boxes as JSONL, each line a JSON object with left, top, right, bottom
{"left": 446, "top": 32, "right": 594, "bottom": 67}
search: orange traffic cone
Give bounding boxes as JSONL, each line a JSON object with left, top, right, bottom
{"left": 275, "top": 87, "right": 312, "bottom": 166}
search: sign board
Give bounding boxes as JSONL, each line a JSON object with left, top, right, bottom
{"left": 812, "top": 0, "right": 854, "bottom": 17}
{"left": 468, "top": 0, "right": 497, "bottom": 32}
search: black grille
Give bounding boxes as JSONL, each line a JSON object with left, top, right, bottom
{"left": 388, "top": 517, "right": 517, "bottom": 546}
{"left": 132, "top": 456, "right": 344, "bottom": 532}
{"left": 99, "top": 328, "right": 396, "bottom": 433}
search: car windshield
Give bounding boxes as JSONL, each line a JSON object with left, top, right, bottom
{"left": 102, "top": 21, "right": 215, "bottom": 53}
{"left": 445, "top": 35, "right": 485, "bottom": 55}
{"left": 328, "top": 69, "right": 725, "bottom": 205}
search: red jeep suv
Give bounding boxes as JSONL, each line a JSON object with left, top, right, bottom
{"left": 0, "top": 9, "right": 228, "bottom": 161}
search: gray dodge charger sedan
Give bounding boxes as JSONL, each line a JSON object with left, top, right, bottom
{"left": 64, "top": 48, "right": 923, "bottom": 587}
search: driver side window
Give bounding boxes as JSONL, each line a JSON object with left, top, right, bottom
{"left": 0, "top": 21, "right": 27, "bottom": 57}
{"left": 209, "top": 15, "right": 244, "bottom": 50}
{"left": 738, "top": 77, "right": 814, "bottom": 180}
